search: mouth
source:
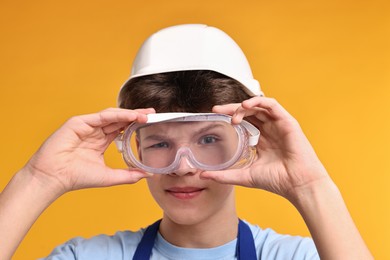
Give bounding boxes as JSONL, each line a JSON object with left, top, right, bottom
{"left": 165, "top": 187, "right": 205, "bottom": 200}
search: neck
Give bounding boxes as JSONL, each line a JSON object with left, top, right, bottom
{"left": 159, "top": 199, "right": 238, "bottom": 248}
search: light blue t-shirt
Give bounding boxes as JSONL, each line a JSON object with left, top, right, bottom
{"left": 41, "top": 220, "right": 319, "bottom": 259}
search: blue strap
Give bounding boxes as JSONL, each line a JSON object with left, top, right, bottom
{"left": 132, "top": 219, "right": 257, "bottom": 260}
{"left": 236, "top": 219, "right": 258, "bottom": 260}
{"left": 132, "top": 219, "right": 161, "bottom": 260}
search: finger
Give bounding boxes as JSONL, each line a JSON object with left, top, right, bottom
{"left": 241, "top": 97, "right": 292, "bottom": 120}
{"left": 79, "top": 109, "right": 151, "bottom": 128}
{"left": 102, "top": 168, "right": 153, "bottom": 187}
{"left": 212, "top": 104, "right": 267, "bottom": 126}
{"left": 213, "top": 101, "right": 275, "bottom": 125}
{"left": 134, "top": 108, "right": 156, "bottom": 114}
{"left": 212, "top": 103, "right": 241, "bottom": 115}
{"left": 200, "top": 169, "right": 254, "bottom": 188}
{"left": 103, "top": 107, "right": 156, "bottom": 132}
{"left": 102, "top": 107, "right": 156, "bottom": 114}
{"left": 97, "top": 109, "right": 148, "bottom": 126}
{"left": 102, "top": 122, "right": 130, "bottom": 135}
{"left": 231, "top": 106, "right": 271, "bottom": 124}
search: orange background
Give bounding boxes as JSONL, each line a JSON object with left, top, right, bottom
{"left": 0, "top": 0, "right": 389, "bottom": 259}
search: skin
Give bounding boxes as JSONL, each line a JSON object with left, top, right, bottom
{"left": 0, "top": 97, "right": 373, "bottom": 260}
{"left": 139, "top": 121, "right": 239, "bottom": 247}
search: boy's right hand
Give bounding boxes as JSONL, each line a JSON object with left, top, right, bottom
{"left": 25, "top": 108, "right": 155, "bottom": 196}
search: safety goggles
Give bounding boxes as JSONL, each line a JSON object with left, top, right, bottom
{"left": 115, "top": 113, "right": 260, "bottom": 174}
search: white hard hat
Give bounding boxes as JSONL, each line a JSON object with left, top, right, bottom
{"left": 120, "top": 24, "right": 263, "bottom": 96}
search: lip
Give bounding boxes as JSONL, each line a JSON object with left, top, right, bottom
{"left": 165, "top": 187, "right": 205, "bottom": 200}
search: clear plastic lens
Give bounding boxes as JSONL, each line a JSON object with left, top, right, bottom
{"left": 118, "top": 113, "right": 259, "bottom": 174}
{"left": 127, "top": 121, "right": 239, "bottom": 168}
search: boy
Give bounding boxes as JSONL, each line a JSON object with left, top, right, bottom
{"left": 0, "top": 24, "right": 372, "bottom": 259}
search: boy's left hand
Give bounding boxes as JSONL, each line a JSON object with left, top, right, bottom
{"left": 201, "top": 96, "right": 330, "bottom": 201}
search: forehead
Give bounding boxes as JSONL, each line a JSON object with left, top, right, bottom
{"left": 138, "top": 121, "right": 235, "bottom": 137}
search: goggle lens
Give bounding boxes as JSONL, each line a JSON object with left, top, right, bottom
{"left": 116, "top": 113, "right": 260, "bottom": 174}
{"left": 128, "top": 121, "right": 240, "bottom": 168}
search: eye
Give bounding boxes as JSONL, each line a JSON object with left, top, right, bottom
{"left": 199, "top": 135, "right": 219, "bottom": 145}
{"left": 148, "top": 142, "right": 169, "bottom": 149}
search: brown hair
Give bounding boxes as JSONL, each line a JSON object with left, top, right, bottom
{"left": 118, "top": 70, "right": 251, "bottom": 112}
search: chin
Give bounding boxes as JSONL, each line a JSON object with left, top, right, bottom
{"left": 163, "top": 209, "right": 211, "bottom": 226}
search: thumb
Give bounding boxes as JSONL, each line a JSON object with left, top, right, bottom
{"left": 200, "top": 169, "right": 254, "bottom": 187}
{"left": 102, "top": 168, "right": 153, "bottom": 187}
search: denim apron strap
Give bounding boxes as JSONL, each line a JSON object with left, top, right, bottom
{"left": 236, "top": 219, "right": 258, "bottom": 259}
{"left": 132, "top": 219, "right": 257, "bottom": 260}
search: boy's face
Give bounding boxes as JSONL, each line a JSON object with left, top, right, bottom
{"left": 143, "top": 122, "right": 237, "bottom": 225}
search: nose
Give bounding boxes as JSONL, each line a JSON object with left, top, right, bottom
{"left": 170, "top": 157, "right": 197, "bottom": 176}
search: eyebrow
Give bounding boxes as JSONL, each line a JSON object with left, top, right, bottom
{"left": 192, "top": 123, "right": 227, "bottom": 137}
{"left": 140, "top": 122, "right": 228, "bottom": 142}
